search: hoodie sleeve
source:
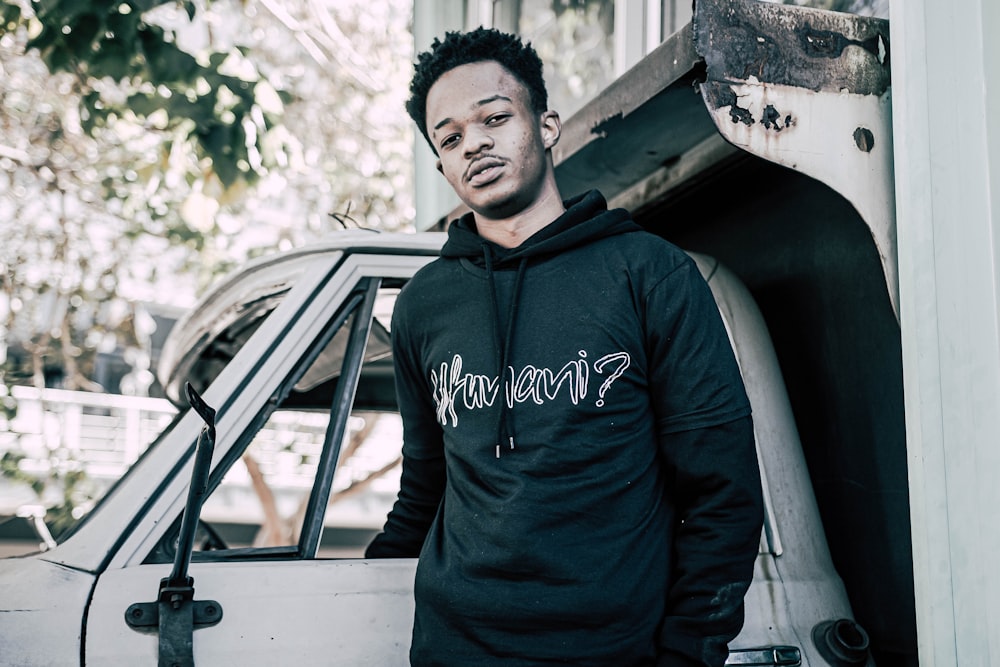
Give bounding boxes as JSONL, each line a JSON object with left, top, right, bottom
{"left": 656, "top": 417, "right": 762, "bottom": 666}
{"left": 644, "top": 258, "right": 764, "bottom": 666}
{"left": 365, "top": 297, "right": 446, "bottom": 559}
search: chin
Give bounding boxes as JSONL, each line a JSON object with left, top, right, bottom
{"left": 465, "top": 187, "right": 525, "bottom": 219}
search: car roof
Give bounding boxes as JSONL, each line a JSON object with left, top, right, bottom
{"left": 157, "top": 231, "right": 446, "bottom": 405}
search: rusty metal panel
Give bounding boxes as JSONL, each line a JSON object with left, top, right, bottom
{"left": 553, "top": 24, "right": 715, "bottom": 203}
{"left": 693, "top": 0, "right": 898, "bottom": 319}
{"left": 694, "top": 0, "right": 890, "bottom": 95}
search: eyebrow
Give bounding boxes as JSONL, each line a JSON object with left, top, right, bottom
{"left": 433, "top": 95, "right": 513, "bottom": 132}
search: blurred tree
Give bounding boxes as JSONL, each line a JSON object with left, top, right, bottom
{"left": 1, "top": 0, "right": 413, "bottom": 542}
{"left": 0, "top": 0, "right": 413, "bottom": 394}
{"left": 2, "top": 0, "right": 283, "bottom": 190}
{"left": 520, "top": 0, "right": 615, "bottom": 120}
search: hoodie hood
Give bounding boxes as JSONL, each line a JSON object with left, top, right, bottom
{"left": 440, "top": 190, "right": 642, "bottom": 265}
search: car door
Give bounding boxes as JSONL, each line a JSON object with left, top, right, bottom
{"left": 84, "top": 249, "right": 432, "bottom": 666}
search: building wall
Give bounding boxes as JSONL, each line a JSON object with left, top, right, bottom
{"left": 891, "top": 0, "right": 1000, "bottom": 662}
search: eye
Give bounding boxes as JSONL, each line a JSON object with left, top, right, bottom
{"left": 485, "top": 113, "right": 510, "bottom": 125}
{"left": 439, "top": 134, "right": 460, "bottom": 150}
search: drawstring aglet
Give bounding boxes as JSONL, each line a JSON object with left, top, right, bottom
{"left": 496, "top": 438, "right": 514, "bottom": 458}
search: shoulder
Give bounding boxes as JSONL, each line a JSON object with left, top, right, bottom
{"left": 399, "top": 256, "right": 458, "bottom": 295}
{"left": 594, "top": 228, "right": 691, "bottom": 265}
{"left": 591, "top": 230, "right": 700, "bottom": 291}
{"left": 393, "top": 256, "right": 461, "bottom": 321}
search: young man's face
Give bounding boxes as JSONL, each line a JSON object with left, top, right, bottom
{"left": 425, "top": 60, "right": 560, "bottom": 220}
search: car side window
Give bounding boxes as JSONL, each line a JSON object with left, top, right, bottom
{"left": 144, "top": 284, "right": 404, "bottom": 563}
{"left": 196, "top": 408, "right": 402, "bottom": 557}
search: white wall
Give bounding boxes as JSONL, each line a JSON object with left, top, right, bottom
{"left": 411, "top": 0, "right": 464, "bottom": 229}
{"left": 891, "top": 0, "right": 1000, "bottom": 662}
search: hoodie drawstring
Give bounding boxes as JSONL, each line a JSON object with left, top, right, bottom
{"left": 482, "top": 242, "right": 528, "bottom": 458}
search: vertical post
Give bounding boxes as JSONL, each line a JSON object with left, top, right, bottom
{"left": 890, "top": 0, "right": 1000, "bottom": 662}
{"left": 614, "top": 0, "right": 646, "bottom": 77}
{"left": 64, "top": 402, "right": 82, "bottom": 452}
{"left": 412, "top": 0, "right": 463, "bottom": 230}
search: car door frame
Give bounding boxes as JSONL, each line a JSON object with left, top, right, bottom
{"left": 84, "top": 249, "right": 433, "bottom": 665}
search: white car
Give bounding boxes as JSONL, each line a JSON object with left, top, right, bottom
{"left": 0, "top": 232, "right": 872, "bottom": 666}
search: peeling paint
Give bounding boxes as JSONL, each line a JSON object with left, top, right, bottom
{"left": 800, "top": 23, "right": 883, "bottom": 61}
{"left": 731, "top": 104, "right": 754, "bottom": 126}
{"left": 590, "top": 112, "right": 623, "bottom": 139}
{"left": 694, "top": 0, "right": 891, "bottom": 96}
{"left": 718, "top": 87, "right": 755, "bottom": 125}
{"left": 761, "top": 104, "right": 794, "bottom": 131}
{"left": 700, "top": 75, "right": 898, "bottom": 320}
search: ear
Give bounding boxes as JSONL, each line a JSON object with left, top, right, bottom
{"left": 540, "top": 110, "right": 561, "bottom": 150}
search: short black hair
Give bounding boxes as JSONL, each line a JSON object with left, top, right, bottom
{"left": 406, "top": 27, "right": 548, "bottom": 149}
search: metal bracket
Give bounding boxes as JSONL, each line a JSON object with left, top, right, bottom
{"left": 124, "top": 383, "right": 222, "bottom": 667}
{"left": 123, "top": 580, "right": 223, "bottom": 667}
{"left": 124, "top": 598, "right": 223, "bottom": 630}
{"left": 726, "top": 645, "right": 802, "bottom": 666}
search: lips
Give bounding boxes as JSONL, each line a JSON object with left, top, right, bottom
{"left": 466, "top": 158, "right": 505, "bottom": 186}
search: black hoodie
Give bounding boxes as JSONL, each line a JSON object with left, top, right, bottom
{"left": 367, "top": 191, "right": 763, "bottom": 667}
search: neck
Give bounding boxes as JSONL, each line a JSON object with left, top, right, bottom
{"left": 474, "top": 188, "right": 566, "bottom": 249}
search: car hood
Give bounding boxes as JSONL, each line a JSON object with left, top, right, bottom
{"left": 0, "top": 553, "right": 95, "bottom": 664}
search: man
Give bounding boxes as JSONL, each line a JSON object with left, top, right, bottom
{"left": 366, "top": 27, "right": 764, "bottom": 667}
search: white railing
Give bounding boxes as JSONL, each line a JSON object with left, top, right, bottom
{"left": 0, "top": 386, "right": 400, "bottom": 530}
{"left": 1, "top": 385, "right": 177, "bottom": 486}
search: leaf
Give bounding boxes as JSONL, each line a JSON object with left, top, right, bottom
{"left": 106, "top": 9, "right": 139, "bottom": 47}
{"left": 199, "top": 123, "right": 243, "bottom": 187}
{"left": 26, "top": 23, "right": 60, "bottom": 54}
{"left": 0, "top": 3, "right": 22, "bottom": 33}
{"left": 90, "top": 38, "right": 134, "bottom": 80}
{"left": 139, "top": 27, "right": 198, "bottom": 83}
{"left": 40, "top": 39, "right": 73, "bottom": 73}
{"left": 63, "top": 13, "right": 104, "bottom": 58}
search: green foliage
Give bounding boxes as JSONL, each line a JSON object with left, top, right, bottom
{"left": 1, "top": 0, "right": 414, "bottom": 535}
{"left": 0, "top": 0, "right": 414, "bottom": 397}
{"left": 0, "top": 450, "right": 97, "bottom": 538}
{"left": 2, "top": 0, "right": 282, "bottom": 189}
{"left": 1, "top": 3, "right": 21, "bottom": 30}
{"left": 0, "top": 452, "right": 43, "bottom": 496}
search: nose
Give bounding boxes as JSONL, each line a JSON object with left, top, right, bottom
{"left": 463, "top": 126, "right": 493, "bottom": 157}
